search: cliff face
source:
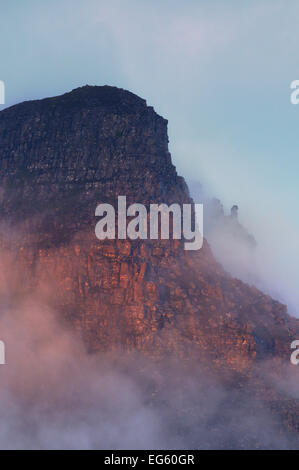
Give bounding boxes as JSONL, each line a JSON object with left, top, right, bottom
{"left": 1, "top": 87, "right": 299, "bottom": 445}
{"left": 0, "top": 85, "right": 297, "bottom": 372}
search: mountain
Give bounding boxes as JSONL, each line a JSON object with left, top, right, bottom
{"left": 0, "top": 85, "right": 298, "bottom": 447}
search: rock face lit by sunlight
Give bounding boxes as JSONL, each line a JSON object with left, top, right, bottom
{"left": 0, "top": 86, "right": 299, "bottom": 449}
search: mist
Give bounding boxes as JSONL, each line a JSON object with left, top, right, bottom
{"left": 188, "top": 179, "right": 299, "bottom": 318}
{"left": 0, "top": 244, "right": 298, "bottom": 450}
{"left": 0, "top": 0, "right": 298, "bottom": 451}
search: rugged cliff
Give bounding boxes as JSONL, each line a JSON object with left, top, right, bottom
{"left": 0, "top": 86, "right": 298, "bottom": 443}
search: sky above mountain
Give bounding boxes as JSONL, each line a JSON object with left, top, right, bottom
{"left": 0, "top": 0, "right": 298, "bottom": 313}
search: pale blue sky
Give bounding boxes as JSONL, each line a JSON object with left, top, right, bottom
{"left": 0, "top": 0, "right": 298, "bottom": 312}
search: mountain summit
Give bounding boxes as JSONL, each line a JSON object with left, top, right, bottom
{"left": 0, "top": 86, "right": 298, "bottom": 444}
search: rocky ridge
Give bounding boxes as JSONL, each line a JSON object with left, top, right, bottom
{"left": 0, "top": 86, "right": 299, "bottom": 442}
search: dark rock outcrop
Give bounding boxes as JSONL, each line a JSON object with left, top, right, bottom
{"left": 0, "top": 85, "right": 298, "bottom": 442}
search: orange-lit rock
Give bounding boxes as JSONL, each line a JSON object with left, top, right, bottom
{"left": 0, "top": 86, "right": 299, "bottom": 438}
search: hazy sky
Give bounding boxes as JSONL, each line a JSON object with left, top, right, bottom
{"left": 0, "top": 0, "right": 299, "bottom": 312}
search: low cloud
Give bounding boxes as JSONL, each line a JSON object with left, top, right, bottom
{"left": 0, "top": 245, "right": 298, "bottom": 449}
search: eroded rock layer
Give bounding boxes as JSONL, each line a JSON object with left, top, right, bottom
{"left": 0, "top": 86, "right": 299, "bottom": 441}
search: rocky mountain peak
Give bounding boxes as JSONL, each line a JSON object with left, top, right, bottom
{"left": 0, "top": 87, "right": 299, "bottom": 439}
